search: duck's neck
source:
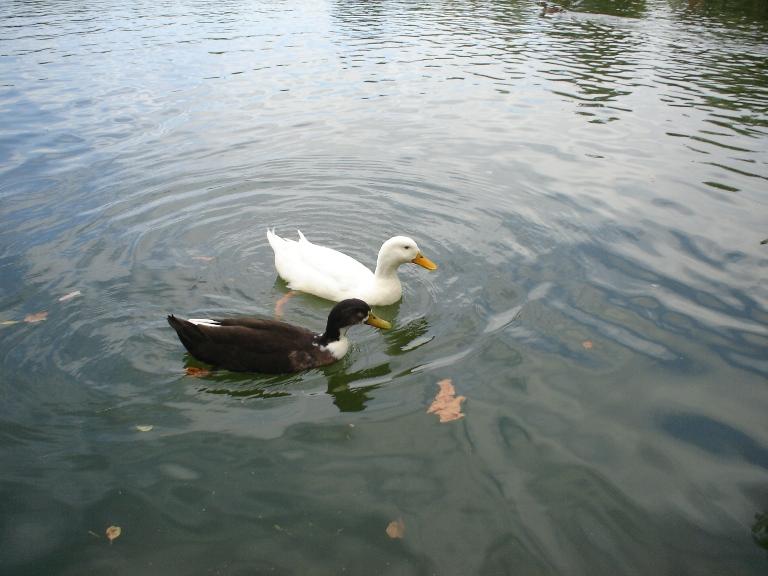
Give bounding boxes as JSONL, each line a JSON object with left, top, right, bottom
{"left": 373, "top": 254, "right": 401, "bottom": 279}
{"left": 318, "top": 327, "right": 350, "bottom": 359}
{"left": 318, "top": 325, "right": 340, "bottom": 346}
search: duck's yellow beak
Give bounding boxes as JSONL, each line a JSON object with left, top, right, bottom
{"left": 411, "top": 253, "right": 438, "bottom": 270}
{"left": 365, "top": 312, "right": 391, "bottom": 330}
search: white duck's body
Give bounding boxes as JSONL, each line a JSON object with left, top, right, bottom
{"left": 266, "top": 229, "right": 437, "bottom": 305}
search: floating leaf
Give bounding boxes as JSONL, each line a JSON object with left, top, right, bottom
{"left": 135, "top": 425, "right": 153, "bottom": 432}
{"left": 185, "top": 367, "right": 211, "bottom": 377}
{"left": 386, "top": 518, "right": 405, "bottom": 539}
{"left": 192, "top": 256, "right": 215, "bottom": 262}
{"left": 58, "top": 290, "right": 82, "bottom": 302}
{"left": 427, "top": 379, "right": 466, "bottom": 423}
{"left": 0, "top": 320, "right": 20, "bottom": 326}
{"left": 24, "top": 311, "right": 48, "bottom": 323}
{"left": 105, "top": 525, "right": 121, "bottom": 543}
{"left": 581, "top": 340, "right": 594, "bottom": 350}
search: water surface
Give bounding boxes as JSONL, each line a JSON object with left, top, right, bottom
{"left": 1, "top": 0, "right": 767, "bottom": 574}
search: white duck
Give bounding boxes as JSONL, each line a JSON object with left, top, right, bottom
{"left": 266, "top": 229, "right": 437, "bottom": 305}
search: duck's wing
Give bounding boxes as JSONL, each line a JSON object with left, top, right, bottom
{"left": 297, "top": 231, "right": 371, "bottom": 274}
{"left": 298, "top": 231, "right": 374, "bottom": 300}
{"left": 267, "top": 230, "right": 374, "bottom": 300}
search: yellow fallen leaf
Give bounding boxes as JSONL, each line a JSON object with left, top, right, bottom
{"left": 135, "top": 425, "right": 153, "bottom": 432}
{"left": 427, "top": 379, "right": 466, "bottom": 423}
{"left": 105, "top": 525, "right": 121, "bottom": 543}
{"left": 386, "top": 518, "right": 405, "bottom": 539}
{"left": 24, "top": 311, "right": 48, "bottom": 323}
{"left": 185, "top": 367, "right": 211, "bottom": 377}
{"left": 58, "top": 290, "right": 82, "bottom": 302}
{"left": 0, "top": 320, "right": 19, "bottom": 326}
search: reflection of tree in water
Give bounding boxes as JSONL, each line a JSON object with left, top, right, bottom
{"left": 669, "top": 0, "right": 768, "bottom": 21}
{"left": 539, "top": 19, "right": 643, "bottom": 123}
{"left": 570, "top": 0, "right": 648, "bottom": 18}
{"left": 753, "top": 511, "right": 768, "bottom": 552}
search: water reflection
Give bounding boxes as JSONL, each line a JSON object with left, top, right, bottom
{"left": 754, "top": 512, "right": 768, "bottom": 552}
{"left": 659, "top": 412, "right": 768, "bottom": 469}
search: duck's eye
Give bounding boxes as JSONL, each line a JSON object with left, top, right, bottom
{"left": 404, "top": 245, "right": 411, "bottom": 250}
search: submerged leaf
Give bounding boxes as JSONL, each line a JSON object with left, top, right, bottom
{"left": 386, "top": 518, "right": 405, "bottom": 539}
{"left": 185, "top": 367, "right": 211, "bottom": 377}
{"left": 581, "top": 340, "right": 594, "bottom": 350}
{"left": 427, "top": 379, "right": 466, "bottom": 423}
{"left": 24, "top": 311, "right": 48, "bottom": 323}
{"left": 58, "top": 290, "right": 82, "bottom": 302}
{"left": 105, "top": 525, "right": 121, "bottom": 543}
{"left": 0, "top": 320, "right": 20, "bottom": 326}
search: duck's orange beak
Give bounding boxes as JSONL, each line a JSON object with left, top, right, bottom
{"left": 411, "top": 253, "right": 438, "bottom": 270}
{"left": 365, "top": 312, "right": 392, "bottom": 330}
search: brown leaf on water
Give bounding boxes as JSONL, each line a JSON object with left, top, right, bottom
{"left": 105, "top": 525, "right": 121, "bottom": 543}
{"left": 58, "top": 290, "right": 82, "bottom": 302}
{"left": 581, "top": 340, "right": 594, "bottom": 350}
{"left": 427, "top": 379, "right": 466, "bottom": 423}
{"left": 185, "top": 367, "right": 211, "bottom": 377}
{"left": 386, "top": 518, "right": 405, "bottom": 539}
{"left": 24, "top": 311, "right": 48, "bottom": 323}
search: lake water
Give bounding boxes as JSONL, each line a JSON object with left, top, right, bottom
{"left": 1, "top": 0, "right": 767, "bottom": 573}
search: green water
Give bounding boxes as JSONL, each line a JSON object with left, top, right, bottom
{"left": 1, "top": 0, "right": 767, "bottom": 573}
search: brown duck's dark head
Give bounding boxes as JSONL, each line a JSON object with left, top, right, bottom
{"left": 320, "top": 299, "right": 391, "bottom": 344}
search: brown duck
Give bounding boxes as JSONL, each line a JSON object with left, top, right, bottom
{"left": 168, "top": 298, "right": 390, "bottom": 373}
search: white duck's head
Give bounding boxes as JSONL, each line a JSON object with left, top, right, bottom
{"left": 375, "top": 236, "right": 438, "bottom": 275}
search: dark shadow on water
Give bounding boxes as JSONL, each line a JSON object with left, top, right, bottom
{"left": 381, "top": 315, "right": 432, "bottom": 356}
{"left": 323, "top": 361, "right": 391, "bottom": 412}
{"left": 753, "top": 511, "right": 768, "bottom": 552}
{"left": 182, "top": 357, "right": 301, "bottom": 399}
{"left": 659, "top": 412, "right": 768, "bottom": 469}
{"left": 181, "top": 355, "right": 392, "bottom": 412}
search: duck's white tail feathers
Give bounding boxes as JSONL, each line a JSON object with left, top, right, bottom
{"left": 188, "top": 318, "right": 222, "bottom": 327}
{"left": 267, "top": 228, "right": 303, "bottom": 250}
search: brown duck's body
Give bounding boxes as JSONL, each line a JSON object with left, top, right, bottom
{"left": 167, "top": 298, "right": 391, "bottom": 374}
{"left": 168, "top": 316, "right": 337, "bottom": 373}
